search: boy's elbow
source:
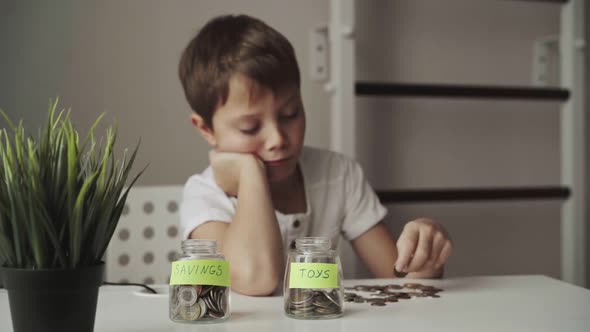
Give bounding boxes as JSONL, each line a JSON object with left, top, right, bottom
{"left": 230, "top": 264, "right": 280, "bottom": 296}
{"left": 233, "top": 279, "right": 278, "bottom": 296}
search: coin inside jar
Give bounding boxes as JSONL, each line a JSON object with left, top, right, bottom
{"left": 178, "top": 286, "right": 198, "bottom": 306}
{"left": 290, "top": 289, "right": 314, "bottom": 305}
{"left": 179, "top": 299, "right": 202, "bottom": 321}
{"left": 170, "top": 285, "right": 229, "bottom": 323}
{"left": 286, "top": 288, "right": 343, "bottom": 318}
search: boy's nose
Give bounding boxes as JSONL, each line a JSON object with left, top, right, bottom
{"left": 265, "top": 125, "right": 288, "bottom": 151}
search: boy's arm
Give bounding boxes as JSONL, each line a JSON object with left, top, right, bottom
{"left": 190, "top": 155, "right": 283, "bottom": 296}
{"left": 351, "top": 220, "right": 451, "bottom": 279}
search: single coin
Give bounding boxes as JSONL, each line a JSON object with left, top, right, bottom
{"left": 313, "top": 294, "right": 334, "bottom": 309}
{"left": 403, "top": 283, "right": 423, "bottom": 289}
{"left": 322, "top": 289, "right": 341, "bottom": 307}
{"left": 179, "top": 301, "right": 201, "bottom": 320}
{"left": 370, "top": 301, "right": 386, "bottom": 306}
{"left": 197, "top": 298, "right": 207, "bottom": 318}
{"left": 178, "top": 286, "right": 198, "bottom": 306}
{"left": 290, "top": 289, "right": 314, "bottom": 305}
{"left": 386, "top": 284, "right": 403, "bottom": 290}
{"left": 393, "top": 267, "right": 408, "bottom": 278}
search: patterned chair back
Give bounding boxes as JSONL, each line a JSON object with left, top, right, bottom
{"left": 106, "top": 186, "right": 183, "bottom": 285}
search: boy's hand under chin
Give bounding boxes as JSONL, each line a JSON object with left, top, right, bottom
{"left": 209, "top": 150, "right": 266, "bottom": 197}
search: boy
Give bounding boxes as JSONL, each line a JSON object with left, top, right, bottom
{"left": 178, "top": 14, "right": 452, "bottom": 296}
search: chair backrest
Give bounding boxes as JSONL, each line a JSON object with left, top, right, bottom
{"left": 105, "top": 186, "right": 183, "bottom": 285}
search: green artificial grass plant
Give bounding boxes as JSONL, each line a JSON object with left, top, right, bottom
{"left": 0, "top": 99, "right": 144, "bottom": 269}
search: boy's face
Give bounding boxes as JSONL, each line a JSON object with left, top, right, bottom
{"left": 193, "top": 74, "right": 306, "bottom": 184}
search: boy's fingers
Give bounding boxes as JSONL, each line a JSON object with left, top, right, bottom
{"left": 427, "top": 232, "right": 446, "bottom": 266}
{"left": 406, "top": 228, "right": 433, "bottom": 272}
{"left": 434, "top": 240, "right": 453, "bottom": 269}
{"left": 395, "top": 228, "right": 418, "bottom": 272}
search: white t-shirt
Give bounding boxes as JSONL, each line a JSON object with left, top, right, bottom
{"left": 179, "top": 146, "right": 387, "bottom": 258}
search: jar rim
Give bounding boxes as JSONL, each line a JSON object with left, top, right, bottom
{"left": 181, "top": 239, "right": 218, "bottom": 253}
{"left": 295, "top": 237, "right": 331, "bottom": 250}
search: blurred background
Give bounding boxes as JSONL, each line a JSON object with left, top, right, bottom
{"left": 0, "top": 0, "right": 588, "bottom": 285}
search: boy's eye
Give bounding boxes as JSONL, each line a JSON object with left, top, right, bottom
{"left": 239, "top": 126, "right": 259, "bottom": 135}
{"left": 281, "top": 108, "right": 300, "bottom": 119}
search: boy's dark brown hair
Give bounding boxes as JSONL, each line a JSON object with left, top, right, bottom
{"left": 179, "top": 14, "right": 301, "bottom": 128}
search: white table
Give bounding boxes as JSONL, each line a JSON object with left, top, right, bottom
{"left": 1, "top": 275, "right": 589, "bottom": 332}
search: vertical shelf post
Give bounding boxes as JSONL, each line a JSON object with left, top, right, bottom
{"left": 328, "top": 0, "right": 356, "bottom": 158}
{"left": 560, "top": 0, "right": 586, "bottom": 287}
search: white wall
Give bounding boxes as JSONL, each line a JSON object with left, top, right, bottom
{"left": 349, "top": 0, "right": 562, "bottom": 279}
{"left": 0, "top": 0, "right": 571, "bottom": 280}
{"left": 0, "top": 0, "right": 330, "bottom": 184}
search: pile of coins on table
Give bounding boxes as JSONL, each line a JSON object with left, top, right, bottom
{"left": 169, "top": 285, "right": 229, "bottom": 322}
{"left": 344, "top": 283, "right": 443, "bottom": 306}
{"left": 286, "top": 288, "right": 343, "bottom": 318}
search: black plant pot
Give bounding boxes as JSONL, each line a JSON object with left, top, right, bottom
{"left": 2, "top": 263, "right": 104, "bottom": 332}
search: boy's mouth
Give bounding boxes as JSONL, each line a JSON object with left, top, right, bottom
{"left": 264, "top": 157, "right": 291, "bottom": 167}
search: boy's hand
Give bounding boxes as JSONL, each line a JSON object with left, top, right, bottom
{"left": 395, "top": 218, "right": 453, "bottom": 275}
{"left": 209, "top": 150, "right": 265, "bottom": 197}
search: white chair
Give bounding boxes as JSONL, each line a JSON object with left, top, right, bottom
{"left": 106, "top": 186, "right": 183, "bottom": 285}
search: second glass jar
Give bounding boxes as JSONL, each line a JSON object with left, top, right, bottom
{"left": 283, "top": 237, "right": 344, "bottom": 319}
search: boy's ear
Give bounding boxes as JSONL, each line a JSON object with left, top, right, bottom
{"left": 190, "top": 113, "right": 217, "bottom": 147}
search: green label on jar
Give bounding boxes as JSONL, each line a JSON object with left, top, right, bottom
{"left": 170, "top": 260, "right": 230, "bottom": 286}
{"left": 289, "top": 263, "right": 339, "bottom": 289}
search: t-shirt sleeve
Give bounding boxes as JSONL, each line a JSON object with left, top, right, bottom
{"left": 179, "top": 174, "right": 235, "bottom": 239}
{"left": 341, "top": 158, "right": 388, "bottom": 240}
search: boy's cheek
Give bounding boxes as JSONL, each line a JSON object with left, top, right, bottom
{"left": 216, "top": 136, "right": 261, "bottom": 154}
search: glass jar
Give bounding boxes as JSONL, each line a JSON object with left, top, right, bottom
{"left": 169, "top": 239, "right": 230, "bottom": 323}
{"left": 283, "top": 237, "right": 344, "bottom": 319}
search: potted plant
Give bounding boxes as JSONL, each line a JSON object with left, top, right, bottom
{"left": 0, "top": 99, "right": 144, "bottom": 332}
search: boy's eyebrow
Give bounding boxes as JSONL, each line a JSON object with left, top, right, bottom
{"left": 233, "top": 92, "right": 301, "bottom": 121}
{"left": 233, "top": 113, "right": 260, "bottom": 121}
{"left": 277, "top": 93, "right": 300, "bottom": 110}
